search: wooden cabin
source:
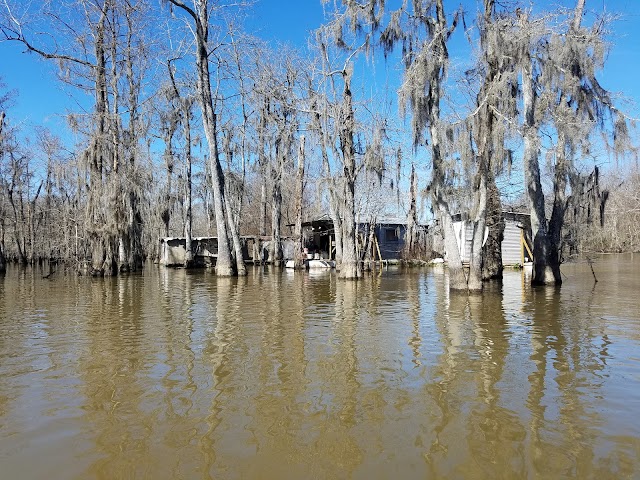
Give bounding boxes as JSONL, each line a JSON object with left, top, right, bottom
{"left": 301, "top": 215, "right": 410, "bottom": 261}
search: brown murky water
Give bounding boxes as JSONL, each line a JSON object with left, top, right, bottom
{"left": 1, "top": 255, "right": 639, "bottom": 479}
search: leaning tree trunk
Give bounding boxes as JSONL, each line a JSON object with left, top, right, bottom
{"left": 169, "top": 0, "right": 236, "bottom": 276}
{"left": 221, "top": 131, "right": 247, "bottom": 275}
{"left": 208, "top": 124, "right": 235, "bottom": 276}
{"left": 225, "top": 186, "right": 247, "bottom": 275}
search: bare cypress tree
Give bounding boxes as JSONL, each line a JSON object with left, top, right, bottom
{"left": 404, "top": 161, "right": 418, "bottom": 258}
{"left": 310, "top": 62, "right": 362, "bottom": 279}
{"left": 314, "top": 12, "right": 388, "bottom": 279}
{"left": 251, "top": 48, "right": 304, "bottom": 267}
{"left": 335, "top": 67, "right": 360, "bottom": 278}
{"left": 166, "top": 59, "right": 196, "bottom": 267}
{"left": 465, "top": 0, "right": 520, "bottom": 282}
{"left": 293, "top": 136, "right": 306, "bottom": 269}
{"left": 0, "top": 105, "right": 28, "bottom": 267}
{"left": 515, "top": 0, "right": 629, "bottom": 285}
{"left": 320, "top": 0, "right": 471, "bottom": 287}
{"left": 222, "top": 31, "right": 256, "bottom": 276}
{"left": 309, "top": 93, "right": 344, "bottom": 265}
{"left": 0, "top": 84, "right": 9, "bottom": 272}
{"left": 397, "top": 0, "right": 468, "bottom": 290}
{"left": 165, "top": 0, "right": 243, "bottom": 276}
{"left": 1, "top": 0, "right": 151, "bottom": 275}
{"left": 116, "top": 0, "right": 148, "bottom": 273}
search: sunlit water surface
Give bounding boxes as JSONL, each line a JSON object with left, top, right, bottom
{"left": 1, "top": 255, "right": 639, "bottom": 479}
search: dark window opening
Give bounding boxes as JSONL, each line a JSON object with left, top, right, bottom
{"left": 384, "top": 228, "right": 399, "bottom": 242}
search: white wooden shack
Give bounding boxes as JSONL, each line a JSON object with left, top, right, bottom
{"left": 450, "top": 212, "right": 533, "bottom": 266}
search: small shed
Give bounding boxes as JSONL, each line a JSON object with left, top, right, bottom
{"left": 450, "top": 212, "right": 532, "bottom": 266}
{"left": 159, "top": 237, "right": 219, "bottom": 267}
{"left": 502, "top": 212, "right": 533, "bottom": 265}
{"left": 301, "top": 215, "right": 410, "bottom": 261}
{"left": 301, "top": 214, "right": 336, "bottom": 260}
{"left": 159, "top": 235, "right": 295, "bottom": 266}
{"left": 367, "top": 220, "right": 407, "bottom": 260}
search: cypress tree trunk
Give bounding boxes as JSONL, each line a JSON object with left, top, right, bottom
{"left": 337, "top": 70, "right": 360, "bottom": 279}
{"left": 482, "top": 173, "right": 504, "bottom": 280}
{"left": 468, "top": 162, "right": 487, "bottom": 292}
{"left": 547, "top": 132, "right": 568, "bottom": 275}
{"left": 405, "top": 163, "right": 418, "bottom": 258}
{"left": 88, "top": 7, "right": 108, "bottom": 276}
{"left": 270, "top": 146, "right": 283, "bottom": 267}
{"left": 183, "top": 100, "right": 194, "bottom": 268}
{"left": 430, "top": 123, "right": 467, "bottom": 291}
{"left": 339, "top": 180, "right": 360, "bottom": 279}
{"left": 221, "top": 131, "right": 247, "bottom": 275}
{"left": 293, "top": 136, "right": 306, "bottom": 269}
{"left": 168, "top": 0, "right": 237, "bottom": 276}
{"left": 522, "top": 59, "right": 560, "bottom": 285}
{"left": 0, "top": 221, "right": 6, "bottom": 273}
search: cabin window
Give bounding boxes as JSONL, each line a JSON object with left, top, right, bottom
{"left": 384, "top": 228, "right": 399, "bottom": 242}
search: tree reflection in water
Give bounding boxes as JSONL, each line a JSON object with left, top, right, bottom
{"left": 0, "top": 258, "right": 638, "bottom": 479}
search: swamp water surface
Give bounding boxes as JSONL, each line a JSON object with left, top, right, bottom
{"left": 1, "top": 255, "right": 639, "bottom": 479}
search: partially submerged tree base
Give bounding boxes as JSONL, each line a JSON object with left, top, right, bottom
{"left": 337, "top": 264, "right": 361, "bottom": 280}
{"left": 215, "top": 263, "right": 236, "bottom": 277}
{"left": 531, "top": 266, "right": 561, "bottom": 286}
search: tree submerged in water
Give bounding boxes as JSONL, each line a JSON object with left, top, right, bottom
{"left": 515, "top": 0, "right": 631, "bottom": 285}
{"left": 319, "top": 0, "right": 633, "bottom": 289}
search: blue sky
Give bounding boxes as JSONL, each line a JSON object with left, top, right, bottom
{"left": 1, "top": 0, "right": 639, "bottom": 143}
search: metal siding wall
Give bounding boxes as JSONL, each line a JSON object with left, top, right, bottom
{"left": 464, "top": 223, "right": 473, "bottom": 263}
{"left": 502, "top": 221, "right": 522, "bottom": 265}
